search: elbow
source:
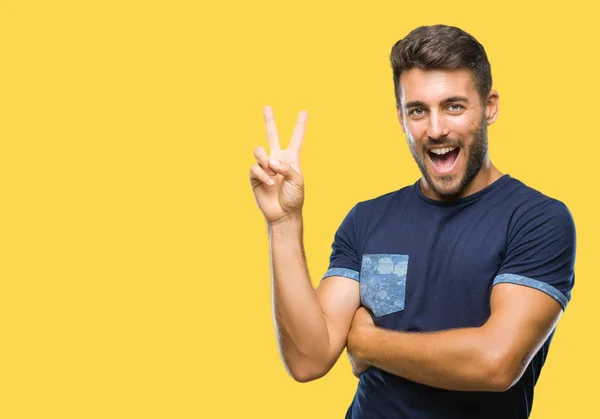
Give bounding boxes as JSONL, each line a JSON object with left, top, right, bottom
{"left": 288, "top": 369, "right": 324, "bottom": 383}
{"left": 285, "top": 359, "right": 330, "bottom": 383}
{"left": 481, "top": 352, "right": 523, "bottom": 392}
{"left": 485, "top": 369, "right": 518, "bottom": 392}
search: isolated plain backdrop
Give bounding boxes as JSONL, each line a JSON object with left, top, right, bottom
{"left": 1, "top": 0, "right": 598, "bottom": 417}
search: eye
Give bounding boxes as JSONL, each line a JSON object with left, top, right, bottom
{"left": 448, "top": 103, "right": 464, "bottom": 112}
{"left": 409, "top": 108, "right": 426, "bottom": 116}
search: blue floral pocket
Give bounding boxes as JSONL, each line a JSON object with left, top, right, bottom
{"left": 360, "top": 254, "right": 409, "bottom": 317}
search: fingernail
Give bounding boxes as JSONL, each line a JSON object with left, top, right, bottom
{"left": 267, "top": 178, "right": 275, "bottom": 185}
{"left": 269, "top": 158, "right": 279, "bottom": 167}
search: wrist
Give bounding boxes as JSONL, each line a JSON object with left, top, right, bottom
{"left": 349, "top": 323, "right": 377, "bottom": 361}
{"left": 268, "top": 213, "right": 303, "bottom": 234}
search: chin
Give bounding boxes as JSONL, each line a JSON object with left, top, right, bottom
{"left": 428, "top": 174, "right": 465, "bottom": 199}
{"left": 434, "top": 186, "right": 463, "bottom": 199}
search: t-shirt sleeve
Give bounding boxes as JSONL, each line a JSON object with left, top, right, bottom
{"left": 493, "top": 199, "right": 576, "bottom": 310}
{"left": 322, "top": 203, "right": 361, "bottom": 282}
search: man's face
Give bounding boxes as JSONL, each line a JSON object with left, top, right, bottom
{"left": 397, "top": 68, "right": 496, "bottom": 200}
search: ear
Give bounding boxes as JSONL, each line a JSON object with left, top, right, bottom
{"left": 485, "top": 90, "right": 500, "bottom": 126}
{"left": 396, "top": 104, "right": 406, "bottom": 133}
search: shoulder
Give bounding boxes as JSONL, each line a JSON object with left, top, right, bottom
{"left": 354, "top": 183, "right": 415, "bottom": 216}
{"left": 502, "top": 177, "right": 575, "bottom": 240}
{"left": 338, "top": 184, "right": 415, "bottom": 239}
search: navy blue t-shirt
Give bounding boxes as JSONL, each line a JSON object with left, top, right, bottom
{"left": 322, "top": 175, "right": 576, "bottom": 419}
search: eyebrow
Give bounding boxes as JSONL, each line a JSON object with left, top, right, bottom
{"left": 404, "top": 96, "right": 470, "bottom": 109}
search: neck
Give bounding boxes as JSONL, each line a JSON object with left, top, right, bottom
{"left": 460, "top": 160, "right": 503, "bottom": 198}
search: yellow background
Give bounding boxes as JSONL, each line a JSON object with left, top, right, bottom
{"left": 1, "top": 0, "right": 597, "bottom": 417}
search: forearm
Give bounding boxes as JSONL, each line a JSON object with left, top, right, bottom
{"left": 269, "top": 216, "right": 331, "bottom": 381}
{"left": 351, "top": 325, "right": 512, "bottom": 391}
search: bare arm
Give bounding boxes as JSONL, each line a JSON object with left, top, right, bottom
{"left": 270, "top": 218, "right": 359, "bottom": 381}
{"left": 250, "top": 106, "right": 360, "bottom": 382}
{"left": 348, "top": 283, "right": 563, "bottom": 391}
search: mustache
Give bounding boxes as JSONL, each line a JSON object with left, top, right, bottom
{"left": 423, "top": 137, "right": 464, "bottom": 151}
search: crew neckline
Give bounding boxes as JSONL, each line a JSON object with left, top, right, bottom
{"left": 414, "top": 174, "right": 512, "bottom": 207}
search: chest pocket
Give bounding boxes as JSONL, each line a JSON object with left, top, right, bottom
{"left": 360, "top": 254, "right": 408, "bottom": 317}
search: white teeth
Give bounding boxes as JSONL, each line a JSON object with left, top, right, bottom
{"left": 430, "top": 147, "right": 456, "bottom": 155}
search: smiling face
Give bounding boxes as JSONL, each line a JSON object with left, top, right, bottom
{"left": 397, "top": 68, "right": 500, "bottom": 201}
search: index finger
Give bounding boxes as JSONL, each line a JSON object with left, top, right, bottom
{"left": 263, "top": 105, "right": 281, "bottom": 152}
{"left": 288, "top": 110, "right": 308, "bottom": 152}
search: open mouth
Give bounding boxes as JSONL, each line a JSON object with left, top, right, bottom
{"left": 428, "top": 146, "right": 460, "bottom": 174}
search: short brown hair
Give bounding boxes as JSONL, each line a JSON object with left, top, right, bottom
{"left": 390, "top": 25, "right": 492, "bottom": 105}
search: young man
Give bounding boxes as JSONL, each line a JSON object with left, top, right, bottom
{"left": 249, "top": 25, "right": 576, "bottom": 419}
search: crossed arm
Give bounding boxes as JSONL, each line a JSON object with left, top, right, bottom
{"left": 346, "top": 282, "right": 563, "bottom": 392}
{"left": 273, "top": 220, "right": 563, "bottom": 391}
{"left": 270, "top": 211, "right": 563, "bottom": 389}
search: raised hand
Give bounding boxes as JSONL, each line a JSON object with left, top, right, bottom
{"left": 250, "top": 106, "right": 308, "bottom": 226}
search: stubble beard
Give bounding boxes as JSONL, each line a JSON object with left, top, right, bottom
{"left": 406, "top": 116, "right": 489, "bottom": 200}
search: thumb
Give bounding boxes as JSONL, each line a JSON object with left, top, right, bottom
{"left": 268, "top": 158, "right": 302, "bottom": 182}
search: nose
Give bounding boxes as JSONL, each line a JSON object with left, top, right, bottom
{"left": 427, "top": 111, "right": 450, "bottom": 140}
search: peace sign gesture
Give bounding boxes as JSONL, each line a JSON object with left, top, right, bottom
{"left": 250, "top": 106, "right": 308, "bottom": 226}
